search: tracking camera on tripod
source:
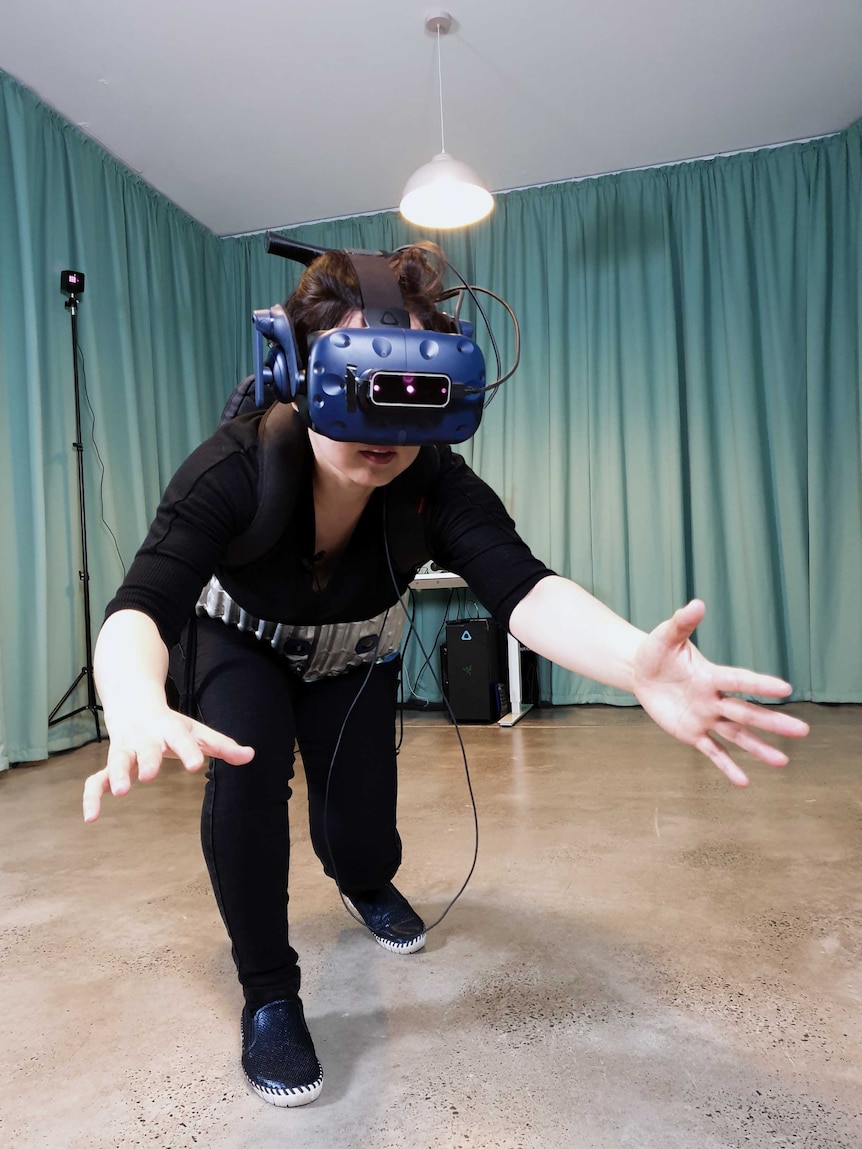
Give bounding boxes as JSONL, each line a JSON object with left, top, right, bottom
{"left": 49, "top": 267, "right": 102, "bottom": 742}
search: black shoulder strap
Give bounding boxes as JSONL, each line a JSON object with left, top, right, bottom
{"left": 222, "top": 404, "right": 310, "bottom": 567}
{"left": 219, "top": 373, "right": 280, "bottom": 424}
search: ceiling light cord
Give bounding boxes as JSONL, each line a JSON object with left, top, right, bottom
{"left": 436, "top": 22, "right": 446, "bottom": 155}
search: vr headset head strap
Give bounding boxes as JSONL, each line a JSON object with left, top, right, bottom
{"left": 344, "top": 252, "right": 410, "bottom": 330}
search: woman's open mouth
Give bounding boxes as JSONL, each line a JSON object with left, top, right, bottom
{"left": 359, "top": 449, "right": 397, "bottom": 465}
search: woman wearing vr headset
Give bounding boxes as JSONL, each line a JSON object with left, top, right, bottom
{"left": 82, "top": 242, "right": 808, "bottom": 1109}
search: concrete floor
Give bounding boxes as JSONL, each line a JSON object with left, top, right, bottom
{"left": 1, "top": 702, "right": 860, "bottom": 1149}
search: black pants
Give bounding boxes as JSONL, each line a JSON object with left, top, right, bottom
{"left": 171, "top": 616, "right": 403, "bottom": 1006}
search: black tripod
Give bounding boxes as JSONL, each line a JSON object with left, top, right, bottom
{"left": 49, "top": 272, "right": 102, "bottom": 742}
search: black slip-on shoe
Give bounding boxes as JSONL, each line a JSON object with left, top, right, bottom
{"left": 345, "top": 882, "right": 427, "bottom": 954}
{"left": 241, "top": 998, "right": 323, "bottom": 1107}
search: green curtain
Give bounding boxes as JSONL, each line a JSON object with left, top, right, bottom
{"left": 1, "top": 61, "right": 859, "bottom": 768}
{"left": 0, "top": 72, "right": 231, "bottom": 768}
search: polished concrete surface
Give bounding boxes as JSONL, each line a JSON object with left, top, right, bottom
{"left": 1, "top": 702, "right": 860, "bottom": 1149}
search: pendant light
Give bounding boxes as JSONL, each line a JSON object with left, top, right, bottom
{"left": 399, "top": 12, "right": 494, "bottom": 230}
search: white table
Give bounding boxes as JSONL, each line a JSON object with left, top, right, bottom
{"left": 409, "top": 569, "right": 533, "bottom": 726}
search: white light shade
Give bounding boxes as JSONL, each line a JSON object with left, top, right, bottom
{"left": 399, "top": 152, "right": 494, "bottom": 229}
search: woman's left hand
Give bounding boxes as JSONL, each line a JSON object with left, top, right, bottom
{"left": 632, "top": 599, "right": 809, "bottom": 786}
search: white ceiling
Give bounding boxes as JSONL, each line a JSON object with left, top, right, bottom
{"left": 2, "top": 0, "right": 861, "bottom": 237}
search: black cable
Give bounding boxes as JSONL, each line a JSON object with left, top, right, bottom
{"left": 443, "top": 280, "right": 502, "bottom": 383}
{"left": 400, "top": 585, "right": 456, "bottom": 703}
{"left": 392, "top": 245, "right": 521, "bottom": 400}
{"left": 395, "top": 660, "right": 406, "bottom": 753}
{"left": 322, "top": 494, "right": 482, "bottom": 936}
{"left": 393, "top": 592, "right": 426, "bottom": 745}
{"left": 77, "top": 346, "right": 126, "bottom": 578}
{"left": 440, "top": 285, "right": 522, "bottom": 398}
{"left": 320, "top": 633, "right": 389, "bottom": 931}
{"left": 380, "top": 494, "right": 480, "bottom": 932}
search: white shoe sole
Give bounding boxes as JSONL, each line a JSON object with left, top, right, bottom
{"left": 373, "top": 931, "right": 427, "bottom": 954}
{"left": 245, "top": 1070, "right": 324, "bottom": 1107}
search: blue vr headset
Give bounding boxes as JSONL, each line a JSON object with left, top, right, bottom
{"left": 253, "top": 233, "right": 488, "bottom": 446}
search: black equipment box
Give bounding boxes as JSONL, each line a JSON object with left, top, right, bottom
{"left": 440, "top": 618, "right": 509, "bottom": 723}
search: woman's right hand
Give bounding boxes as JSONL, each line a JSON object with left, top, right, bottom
{"left": 82, "top": 708, "right": 254, "bottom": 822}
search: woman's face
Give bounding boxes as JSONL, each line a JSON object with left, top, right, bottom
{"left": 305, "top": 309, "right": 422, "bottom": 492}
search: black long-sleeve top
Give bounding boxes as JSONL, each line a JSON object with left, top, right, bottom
{"left": 106, "top": 411, "right": 554, "bottom": 649}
